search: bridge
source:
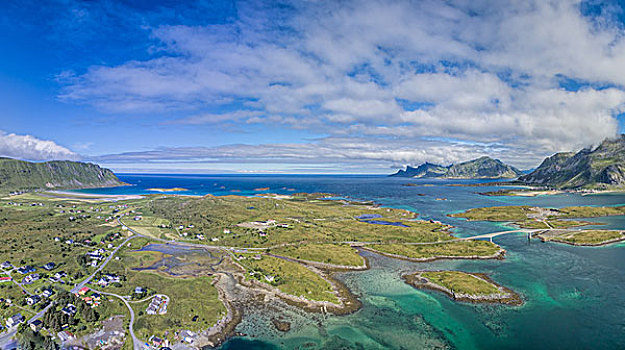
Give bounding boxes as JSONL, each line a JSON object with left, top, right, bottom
{"left": 461, "top": 229, "right": 540, "bottom": 242}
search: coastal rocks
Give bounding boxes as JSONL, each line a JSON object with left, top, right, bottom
{"left": 271, "top": 318, "right": 291, "bottom": 332}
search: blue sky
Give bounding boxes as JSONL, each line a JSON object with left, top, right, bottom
{"left": 2, "top": 0, "right": 625, "bottom": 173}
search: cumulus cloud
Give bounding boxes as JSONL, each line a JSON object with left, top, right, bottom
{"left": 59, "top": 0, "right": 625, "bottom": 169}
{"left": 0, "top": 131, "right": 79, "bottom": 161}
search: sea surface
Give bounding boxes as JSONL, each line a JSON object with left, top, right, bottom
{"left": 75, "top": 174, "right": 625, "bottom": 349}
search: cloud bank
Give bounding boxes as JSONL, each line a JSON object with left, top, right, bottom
{"left": 0, "top": 131, "right": 79, "bottom": 161}
{"left": 58, "top": 0, "right": 625, "bottom": 170}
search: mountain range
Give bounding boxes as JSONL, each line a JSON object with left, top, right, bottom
{"left": 0, "top": 157, "right": 124, "bottom": 193}
{"left": 391, "top": 156, "right": 523, "bottom": 179}
{"left": 519, "top": 135, "right": 625, "bottom": 189}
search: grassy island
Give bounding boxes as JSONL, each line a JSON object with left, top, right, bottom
{"left": 515, "top": 219, "right": 593, "bottom": 229}
{"left": 403, "top": 271, "right": 522, "bottom": 305}
{"left": 363, "top": 241, "right": 503, "bottom": 261}
{"left": 451, "top": 205, "right": 625, "bottom": 222}
{"left": 449, "top": 205, "right": 533, "bottom": 221}
{"left": 534, "top": 229, "right": 625, "bottom": 246}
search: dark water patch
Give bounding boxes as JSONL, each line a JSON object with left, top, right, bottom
{"left": 135, "top": 243, "right": 212, "bottom": 257}
{"left": 355, "top": 214, "right": 383, "bottom": 220}
{"left": 217, "top": 338, "right": 280, "bottom": 350}
{"left": 359, "top": 219, "right": 409, "bottom": 227}
{"left": 133, "top": 256, "right": 197, "bottom": 275}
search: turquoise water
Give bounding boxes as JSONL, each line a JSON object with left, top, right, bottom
{"left": 76, "top": 174, "right": 625, "bottom": 349}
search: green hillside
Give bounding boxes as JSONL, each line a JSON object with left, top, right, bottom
{"left": 390, "top": 162, "right": 448, "bottom": 177}
{"left": 391, "top": 156, "right": 522, "bottom": 179}
{"left": 0, "top": 157, "right": 124, "bottom": 192}
{"left": 519, "top": 135, "right": 625, "bottom": 189}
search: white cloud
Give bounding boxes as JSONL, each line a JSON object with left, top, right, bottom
{"left": 394, "top": 70, "right": 512, "bottom": 111}
{"left": 0, "top": 131, "right": 79, "bottom": 161}
{"left": 168, "top": 110, "right": 264, "bottom": 125}
{"left": 58, "top": 0, "right": 625, "bottom": 169}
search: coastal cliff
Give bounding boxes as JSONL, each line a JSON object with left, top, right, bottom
{"left": 0, "top": 157, "right": 124, "bottom": 192}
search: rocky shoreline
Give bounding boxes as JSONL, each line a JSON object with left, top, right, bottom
{"left": 192, "top": 254, "right": 365, "bottom": 348}
{"left": 199, "top": 274, "right": 243, "bottom": 347}
{"left": 233, "top": 260, "right": 362, "bottom": 316}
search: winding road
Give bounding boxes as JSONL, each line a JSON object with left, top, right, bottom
{"left": 1, "top": 223, "right": 139, "bottom": 349}
{"left": 94, "top": 290, "right": 147, "bottom": 350}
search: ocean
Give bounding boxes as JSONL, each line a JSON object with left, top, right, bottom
{"left": 75, "top": 174, "right": 625, "bottom": 349}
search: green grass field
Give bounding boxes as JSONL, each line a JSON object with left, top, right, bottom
{"left": 366, "top": 240, "right": 501, "bottom": 260}
{"left": 545, "top": 230, "right": 624, "bottom": 245}
{"left": 420, "top": 271, "right": 501, "bottom": 296}
{"left": 129, "top": 274, "right": 225, "bottom": 340}
{"left": 239, "top": 254, "right": 338, "bottom": 303}
{"left": 449, "top": 206, "right": 532, "bottom": 221}
{"left": 451, "top": 205, "right": 625, "bottom": 222}
{"left": 555, "top": 206, "right": 625, "bottom": 218}
{"left": 145, "top": 195, "right": 451, "bottom": 248}
{"left": 270, "top": 244, "right": 364, "bottom": 267}
{"left": 0, "top": 283, "right": 35, "bottom": 326}
{"left": 101, "top": 242, "right": 227, "bottom": 341}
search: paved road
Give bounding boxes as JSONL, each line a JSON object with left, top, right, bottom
{"left": 0, "top": 328, "right": 17, "bottom": 350}
{"left": 1, "top": 227, "right": 137, "bottom": 349}
{"left": 0, "top": 303, "right": 53, "bottom": 350}
{"left": 1, "top": 270, "right": 33, "bottom": 297}
{"left": 71, "top": 234, "right": 137, "bottom": 293}
{"left": 94, "top": 290, "right": 147, "bottom": 350}
{"left": 0, "top": 268, "right": 50, "bottom": 350}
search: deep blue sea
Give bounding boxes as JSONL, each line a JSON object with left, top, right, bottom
{"left": 76, "top": 174, "right": 625, "bottom": 349}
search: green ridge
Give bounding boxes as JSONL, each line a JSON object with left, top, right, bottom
{"left": 0, "top": 157, "right": 124, "bottom": 192}
{"left": 391, "top": 156, "right": 522, "bottom": 179}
